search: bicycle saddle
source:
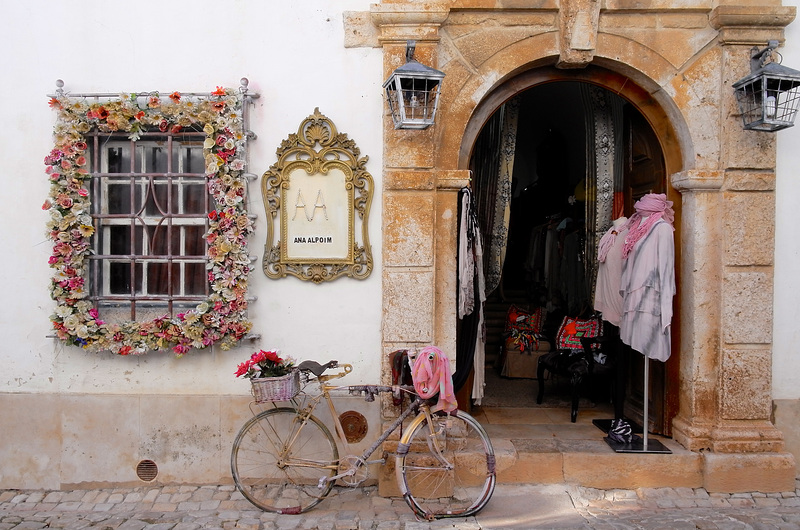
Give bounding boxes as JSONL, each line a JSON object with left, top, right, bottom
{"left": 297, "top": 360, "right": 337, "bottom": 377}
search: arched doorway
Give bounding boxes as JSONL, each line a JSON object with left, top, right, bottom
{"left": 458, "top": 71, "right": 681, "bottom": 436}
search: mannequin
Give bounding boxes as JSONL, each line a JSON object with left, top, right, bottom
{"left": 593, "top": 217, "right": 634, "bottom": 442}
{"left": 617, "top": 193, "right": 675, "bottom": 450}
{"left": 595, "top": 216, "right": 628, "bottom": 327}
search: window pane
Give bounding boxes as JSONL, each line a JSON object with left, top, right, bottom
{"left": 109, "top": 262, "right": 130, "bottom": 294}
{"left": 144, "top": 180, "right": 168, "bottom": 216}
{"left": 184, "top": 146, "right": 204, "bottom": 174}
{"left": 109, "top": 226, "right": 131, "bottom": 255}
{"left": 183, "top": 184, "right": 207, "bottom": 214}
{"left": 184, "top": 226, "right": 206, "bottom": 256}
{"left": 151, "top": 146, "right": 168, "bottom": 173}
{"left": 147, "top": 262, "right": 174, "bottom": 295}
{"left": 185, "top": 263, "right": 207, "bottom": 295}
{"left": 150, "top": 224, "right": 169, "bottom": 256}
{"left": 107, "top": 181, "right": 129, "bottom": 214}
{"left": 107, "top": 146, "right": 130, "bottom": 174}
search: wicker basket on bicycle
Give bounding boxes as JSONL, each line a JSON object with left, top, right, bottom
{"left": 251, "top": 370, "right": 300, "bottom": 402}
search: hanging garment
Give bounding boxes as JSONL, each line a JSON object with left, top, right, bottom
{"left": 456, "top": 188, "right": 488, "bottom": 405}
{"left": 458, "top": 190, "right": 475, "bottom": 318}
{"left": 471, "top": 301, "right": 487, "bottom": 405}
{"left": 471, "top": 214, "right": 487, "bottom": 406}
{"left": 619, "top": 219, "right": 675, "bottom": 362}
{"left": 561, "top": 230, "right": 587, "bottom": 315}
{"left": 594, "top": 220, "right": 628, "bottom": 326}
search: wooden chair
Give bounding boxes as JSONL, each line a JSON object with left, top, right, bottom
{"left": 536, "top": 335, "right": 615, "bottom": 422}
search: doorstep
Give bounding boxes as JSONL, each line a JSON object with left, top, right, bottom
{"left": 474, "top": 405, "right": 704, "bottom": 490}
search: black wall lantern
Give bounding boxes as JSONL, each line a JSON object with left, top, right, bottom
{"left": 383, "top": 40, "right": 445, "bottom": 129}
{"left": 733, "top": 40, "right": 800, "bottom": 132}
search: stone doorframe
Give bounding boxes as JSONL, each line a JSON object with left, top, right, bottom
{"left": 348, "top": 0, "right": 798, "bottom": 491}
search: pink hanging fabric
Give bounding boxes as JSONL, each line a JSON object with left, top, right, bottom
{"left": 621, "top": 193, "right": 675, "bottom": 259}
{"left": 411, "top": 346, "right": 458, "bottom": 413}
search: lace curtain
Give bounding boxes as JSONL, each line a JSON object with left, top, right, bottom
{"left": 480, "top": 97, "right": 520, "bottom": 295}
{"left": 580, "top": 85, "right": 624, "bottom": 297}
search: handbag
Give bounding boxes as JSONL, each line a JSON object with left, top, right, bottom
{"left": 555, "top": 315, "right": 601, "bottom": 351}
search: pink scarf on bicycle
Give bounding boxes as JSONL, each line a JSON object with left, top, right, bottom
{"left": 621, "top": 193, "right": 674, "bottom": 259}
{"left": 411, "top": 346, "right": 457, "bottom": 413}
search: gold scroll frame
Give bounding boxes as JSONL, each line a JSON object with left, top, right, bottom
{"left": 262, "top": 108, "right": 373, "bottom": 283}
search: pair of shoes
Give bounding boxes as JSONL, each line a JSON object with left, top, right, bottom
{"left": 607, "top": 419, "right": 641, "bottom": 444}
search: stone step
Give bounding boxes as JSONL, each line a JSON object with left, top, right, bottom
{"left": 492, "top": 437, "right": 703, "bottom": 489}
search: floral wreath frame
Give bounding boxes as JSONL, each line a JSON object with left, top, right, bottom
{"left": 44, "top": 87, "right": 254, "bottom": 355}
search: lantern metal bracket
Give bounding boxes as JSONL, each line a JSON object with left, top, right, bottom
{"left": 406, "top": 40, "right": 416, "bottom": 62}
{"left": 750, "top": 40, "right": 780, "bottom": 73}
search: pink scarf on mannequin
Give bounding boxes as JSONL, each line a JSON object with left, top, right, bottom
{"left": 597, "top": 217, "right": 628, "bottom": 263}
{"left": 411, "top": 346, "right": 458, "bottom": 413}
{"left": 621, "top": 193, "right": 674, "bottom": 259}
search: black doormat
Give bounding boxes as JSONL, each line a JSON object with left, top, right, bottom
{"left": 604, "top": 436, "right": 672, "bottom": 454}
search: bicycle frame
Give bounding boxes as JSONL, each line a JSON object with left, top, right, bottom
{"left": 251, "top": 364, "right": 432, "bottom": 488}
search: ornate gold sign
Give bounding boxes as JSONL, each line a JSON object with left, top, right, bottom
{"left": 262, "top": 108, "right": 373, "bottom": 283}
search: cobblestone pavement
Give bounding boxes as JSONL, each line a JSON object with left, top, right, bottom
{"left": 1, "top": 480, "right": 800, "bottom": 529}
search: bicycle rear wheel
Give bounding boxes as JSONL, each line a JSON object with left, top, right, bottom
{"left": 231, "top": 408, "right": 338, "bottom": 514}
{"left": 397, "top": 409, "right": 496, "bottom": 519}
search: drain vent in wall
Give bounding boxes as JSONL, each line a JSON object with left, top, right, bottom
{"left": 136, "top": 459, "right": 158, "bottom": 482}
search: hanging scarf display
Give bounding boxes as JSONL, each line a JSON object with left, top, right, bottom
{"left": 597, "top": 217, "right": 628, "bottom": 263}
{"left": 411, "top": 346, "right": 458, "bottom": 413}
{"left": 622, "top": 194, "right": 674, "bottom": 259}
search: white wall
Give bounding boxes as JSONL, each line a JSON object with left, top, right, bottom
{"left": 3, "top": 0, "right": 799, "bottom": 399}
{"left": 0, "top": 0, "right": 384, "bottom": 396}
{"left": 774, "top": 0, "right": 800, "bottom": 401}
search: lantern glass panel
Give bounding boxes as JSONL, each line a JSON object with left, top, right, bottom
{"left": 399, "top": 78, "right": 440, "bottom": 124}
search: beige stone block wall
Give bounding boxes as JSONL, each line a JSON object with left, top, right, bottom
{"left": 704, "top": 452, "right": 797, "bottom": 493}
{"left": 0, "top": 393, "right": 383, "bottom": 490}
{"left": 384, "top": 193, "right": 435, "bottom": 267}
{"left": 720, "top": 349, "right": 773, "bottom": 420}
{"left": 722, "top": 271, "right": 774, "bottom": 345}
{"left": 723, "top": 190, "right": 775, "bottom": 267}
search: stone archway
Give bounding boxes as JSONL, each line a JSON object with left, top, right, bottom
{"left": 363, "top": 0, "right": 798, "bottom": 492}
{"left": 457, "top": 66, "right": 685, "bottom": 435}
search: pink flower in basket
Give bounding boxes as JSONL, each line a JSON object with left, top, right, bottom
{"left": 235, "top": 349, "right": 295, "bottom": 379}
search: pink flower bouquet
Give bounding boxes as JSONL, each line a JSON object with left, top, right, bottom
{"left": 235, "top": 349, "right": 295, "bottom": 379}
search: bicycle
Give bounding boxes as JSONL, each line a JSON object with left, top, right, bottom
{"left": 230, "top": 355, "right": 496, "bottom": 520}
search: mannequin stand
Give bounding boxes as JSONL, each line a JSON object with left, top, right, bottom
{"left": 597, "top": 357, "right": 671, "bottom": 454}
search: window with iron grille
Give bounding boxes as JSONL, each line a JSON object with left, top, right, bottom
{"left": 45, "top": 82, "right": 258, "bottom": 354}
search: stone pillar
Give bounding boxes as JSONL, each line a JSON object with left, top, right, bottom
{"left": 371, "top": 3, "right": 465, "bottom": 373}
{"left": 669, "top": 4, "right": 797, "bottom": 492}
{"left": 670, "top": 170, "right": 725, "bottom": 454}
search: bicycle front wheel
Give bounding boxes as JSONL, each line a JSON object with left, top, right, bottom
{"left": 231, "top": 408, "right": 338, "bottom": 514}
{"left": 397, "top": 409, "right": 496, "bottom": 520}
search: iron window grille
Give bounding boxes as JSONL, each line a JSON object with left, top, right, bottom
{"left": 87, "top": 132, "right": 211, "bottom": 322}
